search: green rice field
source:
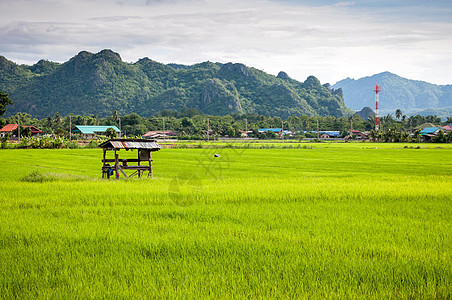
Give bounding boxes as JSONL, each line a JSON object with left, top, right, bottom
{"left": 1, "top": 142, "right": 451, "bottom": 298}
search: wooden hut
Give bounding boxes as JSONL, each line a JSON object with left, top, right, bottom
{"left": 99, "top": 139, "right": 161, "bottom": 179}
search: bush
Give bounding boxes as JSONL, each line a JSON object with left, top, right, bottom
{"left": 20, "top": 171, "right": 56, "bottom": 183}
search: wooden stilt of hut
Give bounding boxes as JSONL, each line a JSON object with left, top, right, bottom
{"left": 99, "top": 139, "right": 161, "bottom": 179}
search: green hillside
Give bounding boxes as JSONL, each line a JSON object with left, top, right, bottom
{"left": 0, "top": 50, "right": 352, "bottom": 118}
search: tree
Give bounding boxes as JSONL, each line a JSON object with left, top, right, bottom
{"left": 105, "top": 127, "right": 117, "bottom": 139}
{"left": 395, "top": 109, "right": 402, "bottom": 121}
{"left": 0, "top": 91, "right": 14, "bottom": 117}
{"left": 112, "top": 110, "right": 120, "bottom": 126}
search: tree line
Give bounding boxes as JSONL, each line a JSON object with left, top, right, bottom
{"left": 1, "top": 107, "right": 451, "bottom": 141}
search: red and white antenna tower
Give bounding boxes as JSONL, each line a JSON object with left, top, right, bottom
{"left": 374, "top": 83, "right": 381, "bottom": 130}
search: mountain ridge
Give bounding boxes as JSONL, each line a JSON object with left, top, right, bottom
{"left": 333, "top": 72, "right": 452, "bottom": 117}
{"left": 0, "top": 49, "right": 351, "bottom": 119}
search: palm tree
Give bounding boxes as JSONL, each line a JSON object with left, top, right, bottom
{"left": 112, "top": 110, "right": 120, "bottom": 126}
{"left": 395, "top": 109, "right": 402, "bottom": 121}
{"left": 54, "top": 112, "right": 62, "bottom": 126}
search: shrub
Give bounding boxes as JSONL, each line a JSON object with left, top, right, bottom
{"left": 20, "top": 171, "right": 56, "bottom": 183}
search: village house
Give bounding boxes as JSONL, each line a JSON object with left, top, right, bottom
{"left": 419, "top": 127, "right": 442, "bottom": 141}
{"left": 319, "top": 131, "right": 341, "bottom": 139}
{"left": 258, "top": 128, "right": 292, "bottom": 137}
{"left": 238, "top": 130, "right": 253, "bottom": 138}
{"left": 0, "top": 124, "right": 43, "bottom": 138}
{"left": 72, "top": 125, "right": 120, "bottom": 139}
{"left": 442, "top": 124, "right": 452, "bottom": 132}
{"left": 347, "top": 129, "right": 368, "bottom": 139}
{"left": 142, "top": 130, "right": 177, "bottom": 139}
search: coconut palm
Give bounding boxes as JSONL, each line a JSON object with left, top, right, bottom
{"left": 395, "top": 109, "right": 402, "bottom": 121}
{"left": 112, "top": 110, "right": 120, "bottom": 126}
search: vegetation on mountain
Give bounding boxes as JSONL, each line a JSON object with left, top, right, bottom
{"left": 0, "top": 50, "right": 352, "bottom": 119}
{"left": 0, "top": 91, "right": 13, "bottom": 116}
{"left": 333, "top": 72, "right": 452, "bottom": 117}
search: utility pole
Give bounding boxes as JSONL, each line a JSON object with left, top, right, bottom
{"left": 245, "top": 119, "right": 248, "bottom": 141}
{"left": 17, "top": 114, "right": 20, "bottom": 141}
{"left": 282, "top": 120, "right": 284, "bottom": 142}
{"left": 119, "top": 118, "right": 121, "bottom": 138}
{"left": 69, "top": 114, "right": 72, "bottom": 141}
{"left": 207, "top": 118, "right": 210, "bottom": 142}
{"left": 317, "top": 118, "right": 320, "bottom": 139}
{"left": 163, "top": 117, "right": 165, "bottom": 133}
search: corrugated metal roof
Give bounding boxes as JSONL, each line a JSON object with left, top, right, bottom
{"left": 0, "top": 124, "right": 18, "bottom": 132}
{"left": 99, "top": 139, "right": 161, "bottom": 151}
{"left": 419, "top": 127, "right": 441, "bottom": 135}
{"left": 442, "top": 125, "right": 452, "bottom": 131}
{"left": 258, "top": 128, "right": 282, "bottom": 133}
{"left": 74, "top": 125, "right": 120, "bottom": 134}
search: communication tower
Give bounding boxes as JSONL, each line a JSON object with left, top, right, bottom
{"left": 374, "top": 83, "right": 381, "bottom": 130}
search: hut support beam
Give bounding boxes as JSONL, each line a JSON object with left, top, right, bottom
{"left": 114, "top": 151, "right": 119, "bottom": 179}
{"left": 148, "top": 152, "right": 153, "bottom": 178}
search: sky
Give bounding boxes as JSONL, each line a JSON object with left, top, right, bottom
{"left": 1, "top": 0, "right": 451, "bottom": 85}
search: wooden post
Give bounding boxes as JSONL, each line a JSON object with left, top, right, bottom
{"left": 137, "top": 149, "right": 141, "bottom": 178}
{"left": 114, "top": 150, "right": 119, "bottom": 179}
{"left": 148, "top": 151, "right": 153, "bottom": 178}
{"left": 102, "top": 149, "right": 106, "bottom": 179}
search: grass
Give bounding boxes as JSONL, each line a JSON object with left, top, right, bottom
{"left": 0, "top": 143, "right": 451, "bottom": 298}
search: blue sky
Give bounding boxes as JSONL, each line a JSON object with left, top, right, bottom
{"left": 1, "top": 0, "right": 451, "bottom": 85}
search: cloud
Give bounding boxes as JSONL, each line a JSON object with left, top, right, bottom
{"left": 0, "top": 0, "right": 451, "bottom": 85}
{"left": 334, "top": 1, "right": 356, "bottom": 8}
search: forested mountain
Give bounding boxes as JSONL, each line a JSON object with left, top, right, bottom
{"left": 0, "top": 50, "right": 351, "bottom": 119}
{"left": 333, "top": 72, "right": 452, "bottom": 117}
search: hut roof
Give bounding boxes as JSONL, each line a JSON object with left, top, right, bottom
{"left": 99, "top": 139, "right": 161, "bottom": 151}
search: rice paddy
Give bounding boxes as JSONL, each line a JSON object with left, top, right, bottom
{"left": 0, "top": 142, "right": 451, "bottom": 298}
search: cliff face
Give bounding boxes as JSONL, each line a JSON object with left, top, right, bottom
{"left": 1, "top": 50, "right": 352, "bottom": 118}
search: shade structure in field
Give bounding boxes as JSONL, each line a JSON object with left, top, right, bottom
{"left": 98, "top": 139, "right": 161, "bottom": 179}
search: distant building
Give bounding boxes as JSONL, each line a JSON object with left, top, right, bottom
{"left": 442, "top": 124, "right": 452, "bottom": 132}
{"left": 319, "top": 131, "right": 341, "bottom": 138}
{"left": 0, "top": 124, "right": 43, "bottom": 138}
{"left": 258, "top": 128, "right": 292, "bottom": 137}
{"left": 419, "top": 127, "right": 442, "bottom": 142}
{"left": 238, "top": 130, "right": 253, "bottom": 138}
{"left": 347, "top": 130, "right": 368, "bottom": 139}
{"left": 142, "top": 130, "right": 177, "bottom": 139}
{"left": 419, "top": 127, "right": 441, "bottom": 136}
{"left": 72, "top": 125, "right": 120, "bottom": 139}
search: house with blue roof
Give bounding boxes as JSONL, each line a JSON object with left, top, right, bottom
{"left": 419, "top": 127, "right": 441, "bottom": 136}
{"left": 72, "top": 125, "right": 121, "bottom": 139}
{"left": 258, "top": 128, "right": 292, "bottom": 137}
{"left": 319, "top": 131, "right": 341, "bottom": 138}
{"left": 258, "top": 128, "right": 282, "bottom": 137}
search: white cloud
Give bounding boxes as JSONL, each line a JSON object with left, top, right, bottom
{"left": 0, "top": 0, "right": 451, "bottom": 85}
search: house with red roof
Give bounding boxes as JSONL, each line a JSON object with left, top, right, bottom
{"left": 442, "top": 124, "right": 452, "bottom": 132}
{"left": 142, "top": 130, "right": 177, "bottom": 139}
{"left": 0, "top": 124, "right": 43, "bottom": 138}
{"left": 347, "top": 129, "right": 369, "bottom": 140}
